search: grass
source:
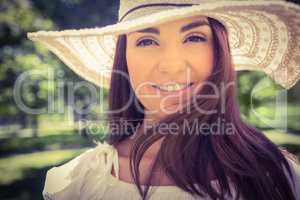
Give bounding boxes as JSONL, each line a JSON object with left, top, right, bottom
{"left": 0, "top": 129, "right": 299, "bottom": 185}
{"left": 264, "top": 129, "right": 300, "bottom": 145}
{"left": 0, "top": 130, "right": 107, "bottom": 156}
{"left": 0, "top": 148, "right": 89, "bottom": 185}
{"left": 0, "top": 128, "right": 299, "bottom": 200}
{"left": 264, "top": 129, "right": 300, "bottom": 157}
{"left": 0, "top": 114, "right": 76, "bottom": 139}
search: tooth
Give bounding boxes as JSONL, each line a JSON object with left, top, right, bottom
{"left": 157, "top": 83, "right": 188, "bottom": 91}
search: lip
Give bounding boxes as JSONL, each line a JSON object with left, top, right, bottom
{"left": 151, "top": 82, "right": 195, "bottom": 95}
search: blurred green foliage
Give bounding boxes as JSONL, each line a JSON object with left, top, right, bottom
{"left": 0, "top": 0, "right": 111, "bottom": 138}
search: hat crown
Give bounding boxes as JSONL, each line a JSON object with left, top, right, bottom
{"left": 27, "top": 0, "right": 300, "bottom": 90}
{"left": 118, "top": 0, "right": 204, "bottom": 22}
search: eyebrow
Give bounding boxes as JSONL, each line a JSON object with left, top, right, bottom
{"left": 130, "top": 19, "right": 209, "bottom": 35}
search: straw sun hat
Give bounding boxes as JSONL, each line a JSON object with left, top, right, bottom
{"left": 27, "top": 0, "right": 300, "bottom": 89}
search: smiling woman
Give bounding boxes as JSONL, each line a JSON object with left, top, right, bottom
{"left": 27, "top": 0, "right": 300, "bottom": 200}
{"left": 105, "top": 15, "right": 300, "bottom": 200}
{"left": 126, "top": 15, "right": 214, "bottom": 121}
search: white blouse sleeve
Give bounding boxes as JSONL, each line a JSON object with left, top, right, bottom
{"left": 42, "top": 141, "right": 119, "bottom": 200}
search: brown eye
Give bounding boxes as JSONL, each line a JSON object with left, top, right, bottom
{"left": 184, "top": 35, "right": 207, "bottom": 43}
{"left": 136, "top": 39, "right": 158, "bottom": 47}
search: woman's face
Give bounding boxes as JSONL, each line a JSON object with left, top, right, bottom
{"left": 126, "top": 15, "right": 214, "bottom": 122}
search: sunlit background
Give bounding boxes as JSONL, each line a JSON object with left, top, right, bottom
{"left": 0, "top": 0, "right": 300, "bottom": 199}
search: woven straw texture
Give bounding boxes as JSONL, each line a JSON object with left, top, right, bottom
{"left": 27, "top": 0, "right": 300, "bottom": 89}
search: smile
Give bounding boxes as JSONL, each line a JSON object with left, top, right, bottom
{"left": 152, "top": 82, "right": 194, "bottom": 93}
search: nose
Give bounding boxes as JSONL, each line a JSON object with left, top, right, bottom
{"left": 157, "top": 47, "right": 188, "bottom": 75}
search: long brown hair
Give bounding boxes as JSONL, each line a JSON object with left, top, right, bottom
{"left": 105, "top": 17, "right": 298, "bottom": 200}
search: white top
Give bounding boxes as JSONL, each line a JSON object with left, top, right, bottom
{"left": 42, "top": 141, "right": 300, "bottom": 200}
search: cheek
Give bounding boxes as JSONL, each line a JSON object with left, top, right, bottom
{"left": 188, "top": 47, "right": 214, "bottom": 80}
{"left": 126, "top": 51, "right": 152, "bottom": 94}
{"left": 126, "top": 50, "right": 162, "bottom": 111}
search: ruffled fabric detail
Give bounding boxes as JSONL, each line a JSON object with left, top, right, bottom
{"left": 42, "top": 141, "right": 119, "bottom": 200}
{"left": 42, "top": 142, "right": 300, "bottom": 200}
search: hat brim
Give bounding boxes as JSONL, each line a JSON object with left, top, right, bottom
{"left": 27, "top": 1, "right": 300, "bottom": 89}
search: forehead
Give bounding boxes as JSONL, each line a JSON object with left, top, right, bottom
{"left": 127, "top": 15, "right": 209, "bottom": 36}
{"left": 160, "top": 15, "right": 209, "bottom": 27}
